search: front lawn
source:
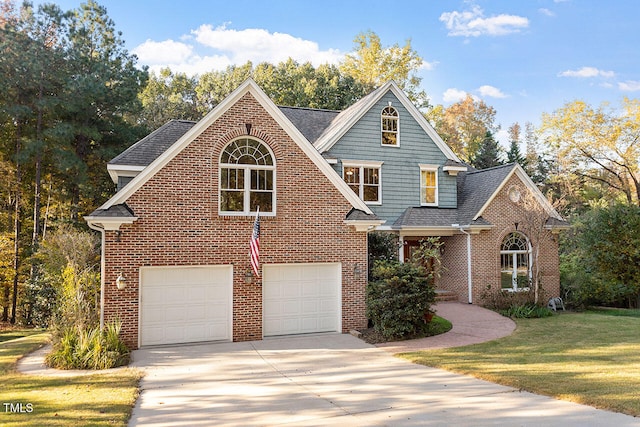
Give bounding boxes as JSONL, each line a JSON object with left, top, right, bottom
{"left": 0, "top": 329, "right": 141, "bottom": 426}
{"left": 400, "top": 311, "right": 640, "bottom": 417}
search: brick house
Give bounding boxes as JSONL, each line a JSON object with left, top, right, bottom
{"left": 86, "top": 79, "right": 568, "bottom": 349}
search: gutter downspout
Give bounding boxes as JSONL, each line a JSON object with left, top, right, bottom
{"left": 86, "top": 221, "right": 106, "bottom": 329}
{"left": 458, "top": 226, "right": 473, "bottom": 304}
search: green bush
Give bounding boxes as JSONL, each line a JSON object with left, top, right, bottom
{"left": 46, "top": 321, "right": 130, "bottom": 370}
{"left": 500, "top": 303, "right": 554, "bottom": 319}
{"left": 366, "top": 260, "right": 436, "bottom": 340}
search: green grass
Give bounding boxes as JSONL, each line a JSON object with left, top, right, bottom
{"left": 0, "top": 329, "right": 141, "bottom": 426}
{"left": 0, "top": 329, "right": 45, "bottom": 343}
{"left": 400, "top": 311, "right": 640, "bottom": 417}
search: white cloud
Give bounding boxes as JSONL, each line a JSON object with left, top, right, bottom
{"left": 131, "top": 23, "right": 345, "bottom": 76}
{"left": 443, "top": 88, "right": 470, "bottom": 103}
{"left": 619, "top": 80, "right": 640, "bottom": 91}
{"left": 133, "top": 39, "right": 194, "bottom": 64}
{"left": 538, "top": 8, "right": 555, "bottom": 17}
{"left": 440, "top": 5, "right": 529, "bottom": 37}
{"left": 192, "top": 24, "right": 343, "bottom": 67}
{"left": 559, "top": 66, "right": 615, "bottom": 78}
{"left": 478, "top": 85, "right": 508, "bottom": 98}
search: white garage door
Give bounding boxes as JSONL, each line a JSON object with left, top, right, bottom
{"left": 263, "top": 263, "right": 341, "bottom": 337}
{"left": 140, "top": 265, "right": 232, "bottom": 346}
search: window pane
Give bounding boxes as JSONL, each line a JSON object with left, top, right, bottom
{"left": 382, "top": 117, "right": 397, "bottom": 132}
{"left": 382, "top": 132, "right": 397, "bottom": 145}
{"left": 221, "top": 168, "right": 243, "bottom": 190}
{"left": 422, "top": 187, "right": 436, "bottom": 203}
{"left": 364, "top": 168, "right": 379, "bottom": 185}
{"left": 221, "top": 191, "right": 244, "bottom": 211}
{"left": 250, "top": 191, "right": 273, "bottom": 212}
{"left": 363, "top": 185, "right": 379, "bottom": 202}
{"left": 250, "top": 169, "right": 274, "bottom": 191}
{"left": 422, "top": 170, "right": 435, "bottom": 186}
{"left": 343, "top": 167, "right": 359, "bottom": 184}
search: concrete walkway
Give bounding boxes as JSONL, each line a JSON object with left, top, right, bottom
{"left": 376, "top": 301, "right": 516, "bottom": 352}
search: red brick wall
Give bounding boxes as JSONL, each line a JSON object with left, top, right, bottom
{"left": 102, "top": 92, "right": 368, "bottom": 349}
{"left": 439, "top": 174, "right": 561, "bottom": 305}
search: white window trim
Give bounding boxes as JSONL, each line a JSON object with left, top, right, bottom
{"left": 419, "top": 164, "right": 439, "bottom": 207}
{"left": 381, "top": 105, "right": 400, "bottom": 147}
{"left": 342, "top": 160, "right": 383, "bottom": 205}
{"left": 500, "top": 233, "right": 532, "bottom": 292}
{"left": 219, "top": 138, "right": 276, "bottom": 217}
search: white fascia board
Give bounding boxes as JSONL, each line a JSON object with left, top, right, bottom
{"left": 314, "top": 81, "right": 461, "bottom": 164}
{"left": 99, "top": 79, "right": 258, "bottom": 210}
{"left": 342, "top": 159, "right": 384, "bottom": 168}
{"left": 387, "top": 84, "right": 461, "bottom": 162}
{"left": 344, "top": 219, "right": 386, "bottom": 232}
{"left": 83, "top": 215, "right": 138, "bottom": 231}
{"left": 443, "top": 165, "right": 468, "bottom": 176}
{"left": 99, "top": 78, "right": 373, "bottom": 215}
{"left": 106, "top": 164, "right": 145, "bottom": 184}
{"left": 396, "top": 226, "right": 458, "bottom": 237}
{"left": 314, "top": 82, "right": 394, "bottom": 153}
{"left": 472, "top": 164, "right": 564, "bottom": 221}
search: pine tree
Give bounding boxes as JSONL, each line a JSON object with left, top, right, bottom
{"left": 506, "top": 122, "right": 527, "bottom": 168}
{"left": 471, "top": 131, "right": 503, "bottom": 169}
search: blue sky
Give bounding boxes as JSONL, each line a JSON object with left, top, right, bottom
{"left": 38, "top": 0, "right": 640, "bottom": 143}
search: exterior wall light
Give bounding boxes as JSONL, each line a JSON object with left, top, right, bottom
{"left": 115, "top": 273, "right": 126, "bottom": 290}
{"left": 245, "top": 269, "right": 254, "bottom": 284}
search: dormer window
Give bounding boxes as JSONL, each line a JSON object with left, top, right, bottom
{"left": 381, "top": 106, "right": 399, "bottom": 146}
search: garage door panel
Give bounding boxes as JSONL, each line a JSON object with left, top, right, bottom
{"left": 263, "top": 263, "right": 341, "bottom": 337}
{"left": 140, "top": 266, "right": 232, "bottom": 346}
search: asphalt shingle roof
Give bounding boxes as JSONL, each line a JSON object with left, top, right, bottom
{"left": 456, "top": 164, "right": 515, "bottom": 225}
{"left": 87, "top": 203, "right": 135, "bottom": 218}
{"left": 109, "top": 120, "right": 196, "bottom": 167}
{"left": 278, "top": 106, "right": 340, "bottom": 143}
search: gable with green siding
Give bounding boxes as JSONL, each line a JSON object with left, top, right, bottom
{"left": 325, "top": 91, "right": 458, "bottom": 223}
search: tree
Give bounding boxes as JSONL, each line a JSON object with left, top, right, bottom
{"left": 340, "top": 31, "right": 428, "bottom": 108}
{"left": 541, "top": 99, "right": 640, "bottom": 206}
{"left": 506, "top": 122, "right": 527, "bottom": 168}
{"left": 518, "top": 190, "right": 559, "bottom": 304}
{"left": 471, "top": 131, "right": 503, "bottom": 169}
{"left": 566, "top": 204, "right": 640, "bottom": 308}
{"left": 432, "top": 94, "right": 500, "bottom": 163}
{"left": 59, "top": 0, "right": 148, "bottom": 219}
{"left": 138, "top": 67, "right": 199, "bottom": 129}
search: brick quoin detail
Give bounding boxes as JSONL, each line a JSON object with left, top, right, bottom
{"left": 103, "top": 93, "right": 368, "bottom": 349}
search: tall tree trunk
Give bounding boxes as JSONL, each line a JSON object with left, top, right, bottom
{"left": 11, "top": 124, "right": 22, "bottom": 324}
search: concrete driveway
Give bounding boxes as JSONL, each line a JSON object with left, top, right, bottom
{"left": 128, "top": 334, "right": 637, "bottom": 426}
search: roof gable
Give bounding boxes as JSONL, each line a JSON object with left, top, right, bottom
{"left": 313, "top": 81, "right": 460, "bottom": 162}
{"left": 97, "top": 79, "right": 374, "bottom": 216}
{"left": 461, "top": 163, "right": 563, "bottom": 223}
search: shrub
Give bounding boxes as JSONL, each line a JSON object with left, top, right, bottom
{"left": 366, "top": 261, "right": 436, "bottom": 341}
{"left": 46, "top": 321, "right": 130, "bottom": 370}
{"left": 500, "top": 303, "right": 553, "bottom": 319}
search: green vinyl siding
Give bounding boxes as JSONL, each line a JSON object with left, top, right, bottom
{"left": 327, "top": 92, "right": 458, "bottom": 223}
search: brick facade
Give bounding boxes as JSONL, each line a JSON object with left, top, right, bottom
{"left": 102, "top": 92, "right": 368, "bottom": 349}
{"left": 439, "top": 174, "right": 561, "bottom": 304}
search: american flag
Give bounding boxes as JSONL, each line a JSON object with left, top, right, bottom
{"left": 250, "top": 207, "right": 260, "bottom": 277}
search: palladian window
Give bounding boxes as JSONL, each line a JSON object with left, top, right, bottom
{"left": 500, "top": 232, "right": 531, "bottom": 291}
{"left": 219, "top": 138, "right": 275, "bottom": 215}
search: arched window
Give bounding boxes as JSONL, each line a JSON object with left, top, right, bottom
{"left": 381, "top": 106, "right": 399, "bottom": 146}
{"left": 500, "top": 232, "right": 531, "bottom": 291}
{"left": 219, "top": 138, "right": 275, "bottom": 215}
